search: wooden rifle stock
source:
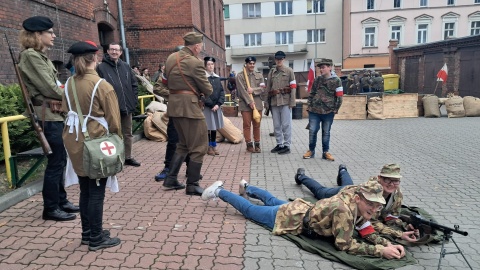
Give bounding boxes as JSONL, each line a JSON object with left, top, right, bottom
{"left": 4, "top": 33, "right": 52, "bottom": 155}
{"left": 243, "top": 66, "right": 261, "bottom": 123}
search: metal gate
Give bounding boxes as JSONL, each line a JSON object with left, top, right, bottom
{"left": 403, "top": 58, "right": 419, "bottom": 93}
{"left": 423, "top": 53, "right": 444, "bottom": 95}
{"left": 459, "top": 48, "right": 480, "bottom": 97}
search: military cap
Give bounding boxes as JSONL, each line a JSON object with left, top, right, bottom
{"left": 245, "top": 56, "right": 256, "bottom": 63}
{"left": 22, "top": 16, "right": 54, "bottom": 32}
{"left": 274, "top": 51, "right": 286, "bottom": 59}
{"left": 204, "top": 56, "right": 216, "bottom": 63}
{"left": 357, "top": 181, "right": 386, "bottom": 204}
{"left": 379, "top": 164, "right": 402, "bottom": 178}
{"left": 183, "top": 32, "right": 203, "bottom": 46}
{"left": 315, "top": 58, "right": 333, "bottom": 66}
{"left": 67, "top": 40, "right": 99, "bottom": 55}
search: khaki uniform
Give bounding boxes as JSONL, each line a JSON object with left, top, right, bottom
{"left": 266, "top": 66, "right": 296, "bottom": 107}
{"left": 61, "top": 70, "right": 121, "bottom": 177}
{"left": 165, "top": 47, "right": 213, "bottom": 162}
{"left": 236, "top": 70, "right": 265, "bottom": 111}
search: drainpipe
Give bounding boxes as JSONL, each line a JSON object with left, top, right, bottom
{"left": 117, "top": 0, "right": 130, "bottom": 65}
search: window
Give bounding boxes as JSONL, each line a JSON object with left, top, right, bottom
{"left": 420, "top": 0, "right": 427, "bottom": 7}
{"left": 224, "top": 5, "right": 230, "bottom": 19}
{"left": 289, "top": 61, "right": 294, "bottom": 69}
{"left": 476, "top": 0, "right": 480, "bottom": 3}
{"left": 394, "top": 0, "right": 401, "bottom": 8}
{"left": 244, "top": 33, "right": 262, "bottom": 46}
{"left": 417, "top": 24, "right": 428, "bottom": 43}
{"left": 447, "top": 0, "right": 455, "bottom": 5}
{"left": 276, "top": 31, "right": 294, "bottom": 44}
{"left": 275, "top": 1, "right": 292, "bottom": 16}
{"left": 471, "top": 21, "right": 480, "bottom": 35}
{"left": 364, "top": 27, "right": 376, "bottom": 47}
{"left": 243, "top": 3, "right": 261, "bottom": 18}
{"left": 307, "top": 29, "right": 326, "bottom": 43}
{"left": 225, "top": 35, "right": 230, "bottom": 48}
{"left": 307, "top": 0, "right": 325, "bottom": 14}
{"left": 444, "top": 23, "right": 455, "bottom": 39}
{"left": 391, "top": 25, "right": 402, "bottom": 42}
{"left": 367, "top": 0, "right": 375, "bottom": 10}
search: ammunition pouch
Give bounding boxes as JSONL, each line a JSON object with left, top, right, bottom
{"left": 268, "top": 87, "right": 292, "bottom": 97}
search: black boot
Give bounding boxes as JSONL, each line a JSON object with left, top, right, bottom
{"left": 88, "top": 233, "right": 121, "bottom": 251}
{"left": 81, "top": 230, "right": 111, "bottom": 245}
{"left": 185, "top": 161, "right": 204, "bottom": 196}
{"left": 163, "top": 153, "right": 186, "bottom": 190}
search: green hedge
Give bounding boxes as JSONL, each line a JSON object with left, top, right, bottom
{"left": 0, "top": 84, "right": 39, "bottom": 161}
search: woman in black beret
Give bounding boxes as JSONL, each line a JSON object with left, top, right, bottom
{"left": 18, "top": 16, "right": 80, "bottom": 222}
{"left": 203, "top": 57, "right": 225, "bottom": 156}
{"left": 62, "top": 41, "right": 122, "bottom": 251}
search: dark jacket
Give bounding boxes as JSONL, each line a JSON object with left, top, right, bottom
{"left": 205, "top": 72, "right": 225, "bottom": 108}
{"left": 96, "top": 54, "right": 138, "bottom": 115}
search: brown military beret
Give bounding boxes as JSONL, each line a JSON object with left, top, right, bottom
{"left": 183, "top": 32, "right": 204, "bottom": 46}
{"left": 22, "top": 16, "right": 54, "bottom": 32}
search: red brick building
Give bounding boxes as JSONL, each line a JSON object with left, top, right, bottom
{"left": 0, "top": 0, "right": 226, "bottom": 85}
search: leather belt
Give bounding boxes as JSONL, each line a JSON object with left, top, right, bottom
{"left": 32, "top": 98, "right": 45, "bottom": 107}
{"left": 170, "top": 90, "right": 196, "bottom": 95}
{"left": 268, "top": 88, "right": 291, "bottom": 97}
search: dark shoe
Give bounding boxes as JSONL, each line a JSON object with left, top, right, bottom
{"left": 254, "top": 142, "right": 261, "bottom": 153}
{"left": 246, "top": 142, "right": 255, "bottom": 153}
{"left": 337, "top": 164, "right": 347, "bottom": 186}
{"left": 60, "top": 202, "right": 80, "bottom": 213}
{"left": 81, "top": 230, "right": 111, "bottom": 245}
{"left": 271, "top": 145, "right": 283, "bottom": 153}
{"left": 163, "top": 178, "right": 186, "bottom": 190}
{"left": 154, "top": 167, "right": 170, "bottom": 182}
{"left": 278, "top": 146, "right": 290, "bottom": 155}
{"left": 185, "top": 161, "right": 203, "bottom": 196}
{"left": 269, "top": 132, "right": 275, "bottom": 137}
{"left": 88, "top": 235, "right": 121, "bottom": 251}
{"left": 295, "top": 168, "right": 305, "bottom": 185}
{"left": 186, "top": 185, "right": 204, "bottom": 196}
{"left": 125, "top": 158, "right": 141, "bottom": 167}
{"left": 42, "top": 209, "right": 76, "bottom": 221}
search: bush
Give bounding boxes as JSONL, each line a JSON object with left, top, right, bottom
{"left": 0, "top": 84, "right": 39, "bottom": 161}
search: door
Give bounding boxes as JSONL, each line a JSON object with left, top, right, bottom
{"left": 459, "top": 48, "right": 480, "bottom": 97}
{"left": 423, "top": 53, "right": 444, "bottom": 95}
{"left": 403, "top": 58, "right": 419, "bottom": 93}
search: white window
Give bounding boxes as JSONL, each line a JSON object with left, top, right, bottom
{"left": 276, "top": 31, "right": 294, "bottom": 44}
{"left": 367, "top": 0, "right": 375, "bottom": 10}
{"left": 288, "top": 61, "right": 294, "bottom": 69}
{"left": 307, "top": 0, "right": 325, "bottom": 14}
{"left": 420, "top": 0, "right": 428, "bottom": 7}
{"left": 417, "top": 24, "right": 428, "bottom": 43}
{"left": 444, "top": 23, "right": 455, "bottom": 39}
{"left": 447, "top": 0, "right": 455, "bottom": 5}
{"left": 476, "top": 0, "right": 480, "bottom": 4}
{"left": 364, "top": 27, "right": 376, "bottom": 47}
{"left": 224, "top": 5, "right": 230, "bottom": 19}
{"left": 471, "top": 21, "right": 480, "bottom": 35}
{"left": 391, "top": 25, "right": 402, "bottom": 42}
{"left": 244, "top": 33, "right": 262, "bottom": 46}
{"left": 307, "top": 29, "right": 326, "bottom": 43}
{"left": 275, "top": 1, "right": 292, "bottom": 16}
{"left": 243, "top": 3, "right": 261, "bottom": 18}
{"left": 225, "top": 35, "right": 230, "bottom": 48}
{"left": 394, "top": 0, "right": 401, "bottom": 8}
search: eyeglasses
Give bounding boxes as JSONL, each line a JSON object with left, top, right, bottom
{"left": 108, "top": 48, "right": 121, "bottom": 52}
{"left": 359, "top": 194, "right": 384, "bottom": 211}
{"left": 382, "top": 177, "right": 401, "bottom": 185}
{"left": 43, "top": 30, "right": 55, "bottom": 35}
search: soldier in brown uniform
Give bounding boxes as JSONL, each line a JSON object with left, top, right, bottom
{"left": 236, "top": 56, "right": 266, "bottom": 153}
{"left": 162, "top": 32, "right": 213, "bottom": 195}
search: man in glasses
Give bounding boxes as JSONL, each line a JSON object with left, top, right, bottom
{"left": 295, "top": 163, "right": 418, "bottom": 243}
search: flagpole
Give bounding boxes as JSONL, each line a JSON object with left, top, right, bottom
{"left": 433, "top": 81, "right": 439, "bottom": 96}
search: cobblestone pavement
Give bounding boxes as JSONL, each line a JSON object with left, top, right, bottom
{"left": 0, "top": 115, "right": 479, "bottom": 270}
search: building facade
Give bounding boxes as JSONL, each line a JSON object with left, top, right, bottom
{"left": 343, "top": 0, "right": 480, "bottom": 71}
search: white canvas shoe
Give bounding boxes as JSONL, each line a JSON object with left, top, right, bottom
{"left": 201, "top": 181, "right": 223, "bottom": 201}
{"left": 238, "top": 179, "right": 249, "bottom": 198}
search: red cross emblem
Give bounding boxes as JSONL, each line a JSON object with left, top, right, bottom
{"left": 100, "top": 141, "right": 116, "bottom": 156}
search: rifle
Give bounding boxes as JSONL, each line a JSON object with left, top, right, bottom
{"left": 4, "top": 33, "right": 52, "bottom": 155}
{"left": 242, "top": 66, "right": 261, "bottom": 123}
{"left": 264, "top": 86, "right": 290, "bottom": 116}
{"left": 401, "top": 213, "right": 468, "bottom": 236}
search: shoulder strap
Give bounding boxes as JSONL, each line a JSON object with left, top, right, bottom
{"left": 71, "top": 78, "right": 105, "bottom": 139}
{"left": 175, "top": 52, "right": 200, "bottom": 97}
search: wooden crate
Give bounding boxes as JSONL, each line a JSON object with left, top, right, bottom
{"left": 335, "top": 95, "right": 367, "bottom": 120}
{"left": 383, "top": 93, "right": 418, "bottom": 119}
{"left": 222, "top": 106, "right": 238, "bottom": 117}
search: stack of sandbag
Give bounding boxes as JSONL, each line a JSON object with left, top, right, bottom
{"left": 151, "top": 111, "right": 168, "bottom": 136}
{"left": 367, "top": 97, "right": 385, "bottom": 120}
{"left": 463, "top": 96, "right": 480, "bottom": 117}
{"left": 422, "top": 95, "right": 441, "bottom": 118}
{"left": 218, "top": 116, "right": 243, "bottom": 144}
{"left": 146, "top": 100, "right": 167, "bottom": 113}
{"left": 144, "top": 112, "right": 167, "bottom": 142}
{"left": 216, "top": 131, "right": 225, "bottom": 143}
{"left": 445, "top": 96, "right": 465, "bottom": 118}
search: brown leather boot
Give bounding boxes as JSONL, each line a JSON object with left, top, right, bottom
{"left": 254, "top": 142, "right": 261, "bottom": 153}
{"left": 207, "top": 146, "right": 215, "bottom": 156}
{"left": 246, "top": 142, "right": 255, "bottom": 153}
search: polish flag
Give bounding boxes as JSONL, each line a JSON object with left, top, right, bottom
{"left": 436, "top": 63, "right": 448, "bottom": 84}
{"left": 307, "top": 59, "right": 315, "bottom": 92}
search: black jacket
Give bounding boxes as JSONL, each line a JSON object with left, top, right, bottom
{"left": 96, "top": 55, "right": 138, "bottom": 115}
{"left": 204, "top": 73, "right": 225, "bottom": 108}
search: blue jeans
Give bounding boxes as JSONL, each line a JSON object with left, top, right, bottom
{"left": 79, "top": 177, "right": 107, "bottom": 238}
{"left": 42, "top": 121, "right": 68, "bottom": 211}
{"left": 308, "top": 112, "right": 335, "bottom": 154}
{"left": 218, "top": 186, "right": 287, "bottom": 229}
{"left": 299, "top": 170, "right": 354, "bottom": 199}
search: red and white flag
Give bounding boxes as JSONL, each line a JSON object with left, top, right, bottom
{"left": 436, "top": 63, "right": 448, "bottom": 84}
{"left": 306, "top": 59, "right": 315, "bottom": 92}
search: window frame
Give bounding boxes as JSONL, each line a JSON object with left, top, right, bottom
{"left": 394, "top": 0, "right": 402, "bottom": 9}
{"left": 224, "top": 5, "right": 230, "bottom": 19}
{"left": 225, "top": 35, "right": 230, "bottom": 48}
{"left": 447, "top": 0, "right": 455, "bottom": 6}
{"left": 275, "top": 31, "right": 294, "bottom": 45}
{"left": 243, "top": 3, "right": 262, "bottom": 18}
{"left": 244, "top": 33, "right": 262, "bottom": 47}
{"left": 275, "top": 1, "right": 293, "bottom": 16}
{"left": 471, "top": 21, "right": 480, "bottom": 35}
{"left": 367, "top": 0, "right": 375, "bottom": 10}
{"left": 307, "top": 29, "right": 326, "bottom": 43}
{"left": 363, "top": 26, "right": 377, "bottom": 47}
{"left": 420, "top": 0, "right": 428, "bottom": 7}
{"left": 416, "top": 23, "right": 429, "bottom": 44}
{"left": 306, "top": 0, "right": 326, "bottom": 14}
{"left": 391, "top": 25, "right": 402, "bottom": 43}
{"left": 475, "top": 0, "right": 480, "bottom": 4}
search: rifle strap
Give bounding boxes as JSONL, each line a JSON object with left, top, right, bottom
{"left": 175, "top": 52, "right": 200, "bottom": 98}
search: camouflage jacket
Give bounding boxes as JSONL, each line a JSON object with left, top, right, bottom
{"left": 307, "top": 75, "right": 342, "bottom": 114}
{"left": 273, "top": 191, "right": 390, "bottom": 257}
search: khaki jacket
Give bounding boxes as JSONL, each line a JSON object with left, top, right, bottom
{"left": 236, "top": 69, "right": 265, "bottom": 111}
{"left": 164, "top": 47, "right": 213, "bottom": 119}
{"left": 61, "top": 70, "right": 121, "bottom": 177}
{"left": 18, "top": 48, "right": 64, "bottom": 121}
{"left": 266, "top": 66, "right": 296, "bottom": 107}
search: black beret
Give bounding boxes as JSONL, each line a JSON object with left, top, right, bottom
{"left": 274, "top": 51, "right": 286, "bottom": 59}
{"left": 245, "top": 56, "right": 256, "bottom": 63}
{"left": 67, "top": 41, "right": 99, "bottom": 55}
{"left": 22, "top": 16, "right": 54, "bottom": 32}
{"left": 204, "top": 57, "right": 216, "bottom": 63}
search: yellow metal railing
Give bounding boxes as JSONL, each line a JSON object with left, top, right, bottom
{"left": 138, "top": 95, "right": 155, "bottom": 114}
{"left": 1, "top": 115, "right": 27, "bottom": 186}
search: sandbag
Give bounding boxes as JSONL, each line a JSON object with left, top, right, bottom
{"left": 445, "top": 96, "right": 465, "bottom": 118}
{"left": 422, "top": 95, "right": 441, "bottom": 118}
{"left": 216, "top": 130, "right": 225, "bottom": 143}
{"left": 151, "top": 111, "right": 168, "bottom": 136}
{"left": 146, "top": 100, "right": 167, "bottom": 113}
{"left": 144, "top": 112, "right": 167, "bottom": 142}
{"left": 463, "top": 96, "right": 480, "bottom": 117}
{"left": 218, "top": 116, "right": 243, "bottom": 144}
{"left": 367, "top": 97, "right": 385, "bottom": 120}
